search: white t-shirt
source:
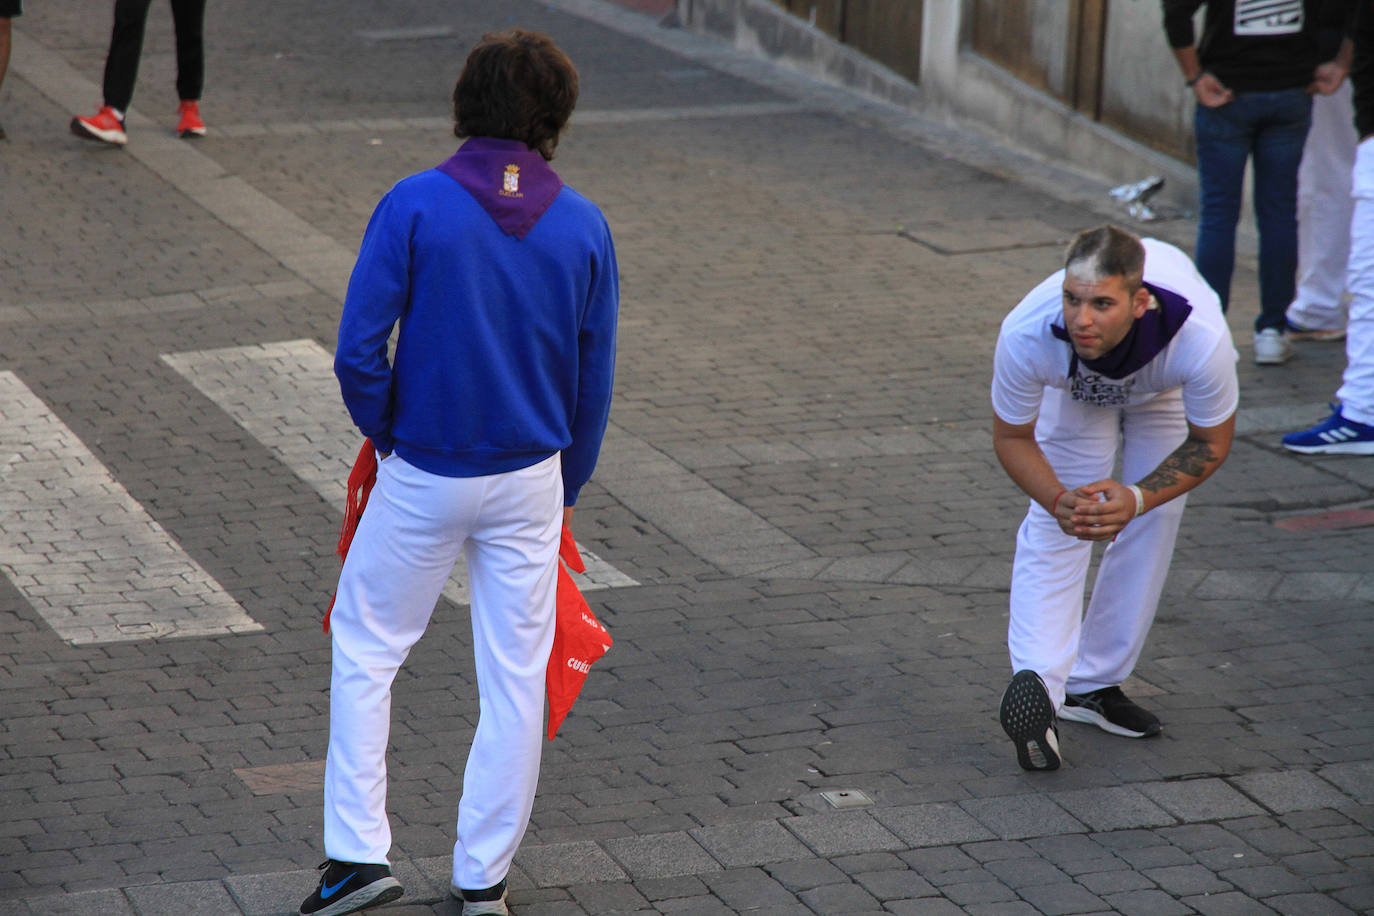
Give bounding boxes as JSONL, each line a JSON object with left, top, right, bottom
{"left": 991, "top": 238, "right": 1239, "bottom": 428}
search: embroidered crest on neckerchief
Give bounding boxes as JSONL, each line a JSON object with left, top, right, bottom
{"left": 435, "top": 138, "right": 563, "bottom": 239}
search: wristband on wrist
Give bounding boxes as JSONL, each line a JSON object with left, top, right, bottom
{"left": 1186, "top": 72, "right": 1204, "bottom": 87}
{"left": 1126, "top": 484, "right": 1146, "bottom": 518}
{"left": 1051, "top": 489, "right": 1068, "bottom": 515}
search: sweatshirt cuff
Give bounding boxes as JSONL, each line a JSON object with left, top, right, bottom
{"left": 369, "top": 433, "right": 395, "bottom": 456}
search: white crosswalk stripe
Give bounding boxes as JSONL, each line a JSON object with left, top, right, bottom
{"left": 161, "top": 340, "right": 637, "bottom": 605}
{"left": 0, "top": 372, "right": 264, "bottom": 645}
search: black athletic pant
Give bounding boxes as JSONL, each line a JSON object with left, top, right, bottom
{"left": 102, "top": 0, "right": 205, "bottom": 111}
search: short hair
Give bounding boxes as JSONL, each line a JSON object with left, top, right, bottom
{"left": 452, "top": 29, "right": 579, "bottom": 161}
{"left": 1064, "top": 225, "right": 1145, "bottom": 291}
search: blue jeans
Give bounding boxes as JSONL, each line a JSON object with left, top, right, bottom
{"left": 1194, "top": 89, "right": 1312, "bottom": 332}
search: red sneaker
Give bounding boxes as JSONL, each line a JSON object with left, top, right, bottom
{"left": 176, "top": 99, "right": 206, "bottom": 138}
{"left": 70, "top": 106, "right": 127, "bottom": 145}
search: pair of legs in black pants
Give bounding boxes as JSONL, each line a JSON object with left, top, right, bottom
{"left": 102, "top": 0, "right": 205, "bottom": 111}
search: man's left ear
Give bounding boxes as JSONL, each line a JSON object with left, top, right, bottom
{"left": 1132, "top": 285, "right": 1152, "bottom": 318}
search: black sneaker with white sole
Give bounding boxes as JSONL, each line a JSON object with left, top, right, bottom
{"left": 451, "top": 879, "right": 510, "bottom": 915}
{"left": 1060, "top": 685, "right": 1161, "bottom": 738}
{"left": 300, "top": 859, "right": 403, "bottom": 916}
{"left": 999, "top": 669, "right": 1062, "bottom": 771}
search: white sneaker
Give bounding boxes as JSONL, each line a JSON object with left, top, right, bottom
{"left": 1253, "top": 328, "right": 1293, "bottom": 365}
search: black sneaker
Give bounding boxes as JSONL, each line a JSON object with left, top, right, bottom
{"left": 1061, "top": 685, "right": 1161, "bottom": 738}
{"left": 300, "top": 859, "right": 402, "bottom": 916}
{"left": 999, "top": 669, "right": 1062, "bottom": 771}
{"left": 451, "top": 878, "right": 509, "bottom": 915}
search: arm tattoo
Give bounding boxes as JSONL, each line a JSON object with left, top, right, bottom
{"left": 1138, "top": 436, "right": 1218, "bottom": 492}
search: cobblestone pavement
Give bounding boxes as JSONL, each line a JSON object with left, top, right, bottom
{"left": 1, "top": 1, "right": 1371, "bottom": 914}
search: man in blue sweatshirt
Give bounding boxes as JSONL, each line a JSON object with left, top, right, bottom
{"left": 301, "top": 29, "right": 618, "bottom": 916}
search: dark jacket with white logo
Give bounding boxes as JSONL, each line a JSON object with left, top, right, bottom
{"left": 1163, "top": 0, "right": 1353, "bottom": 91}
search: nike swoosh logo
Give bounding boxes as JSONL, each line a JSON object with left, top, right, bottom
{"left": 321, "top": 872, "right": 356, "bottom": 899}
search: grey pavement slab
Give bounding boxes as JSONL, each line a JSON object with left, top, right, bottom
{"left": 0, "top": 0, "right": 1370, "bottom": 912}
{"left": 873, "top": 803, "right": 998, "bottom": 848}
{"left": 689, "top": 821, "right": 813, "bottom": 868}
{"left": 516, "top": 841, "right": 628, "bottom": 887}
{"left": 1138, "top": 780, "right": 1268, "bottom": 823}
{"left": 602, "top": 832, "right": 722, "bottom": 879}
{"left": 1231, "top": 770, "right": 1357, "bottom": 815}
{"left": 959, "top": 796, "right": 1089, "bottom": 842}
{"left": 1048, "top": 787, "right": 1179, "bottom": 833}
{"left": 781, "top": 811, "right": 906, "bottom": 857}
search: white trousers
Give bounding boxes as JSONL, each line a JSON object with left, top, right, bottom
{"left": 323, "top": 452, "right": 562, "bottom": 891}
{"left": 1287, "top": 82, "right": 1357, "bottom": 331}
{"left": 1338, "top": 138, "right": 1374, "bottom": 425}
{"left": 1008, "top": 387, "right": 1188, "bottom": 708}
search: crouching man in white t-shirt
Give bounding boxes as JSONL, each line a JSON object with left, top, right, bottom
{"left": 991, "top": 225, "right": 1239, "bottom": 771}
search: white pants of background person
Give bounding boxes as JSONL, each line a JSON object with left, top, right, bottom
{"left": 323, "top": 452, "right": 562, "bottom": 892}
{"left": 1338, "top": 138, "right": 1374, "bottom": 426}
{"left": 1288, "top": 81, "right": 1358, "bottom": 333}
{"left": 1008, "top": 386, "right": 1188, "bottom": 709}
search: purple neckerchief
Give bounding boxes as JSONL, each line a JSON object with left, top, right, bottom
{"left": 435, "top": 137, "right": 563, "bottom": 240}
{"left": 1051, "top": 282, "right": 1194, "bottom": 380}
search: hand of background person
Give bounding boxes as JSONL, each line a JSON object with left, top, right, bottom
{"left": 1063, "top": 481, "right": 1138, "bottom": 541}
{"left": 1309, "top": 60, "right": 1348, "bottom": 95}
{"left": 563, "top": 506, "right": 574, "bottom": 530}
{"left": 1192, "top": 72, "right": 1234, "bottom": 108}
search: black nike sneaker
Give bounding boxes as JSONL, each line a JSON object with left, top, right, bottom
{"left": 300, "top": 859, "right": 402, "bottom": 916}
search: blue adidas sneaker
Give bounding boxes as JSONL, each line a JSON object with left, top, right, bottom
{"left": 1282, "top": 407, "right": 1374, "bottom": 455}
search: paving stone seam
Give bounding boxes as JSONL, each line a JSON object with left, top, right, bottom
{"left": 0, "top": 280, "right": 316, "bottom": 322}
{"left": 206, "top": 101, "right": 819, "bottom": 138}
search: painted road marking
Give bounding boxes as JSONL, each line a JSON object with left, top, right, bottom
{"left": 162, "top": 340, "right": 637, "bottom": 604}
{"left": 0, "top": 372, "right": 263, "bottom": 645}
{"left": 1274, "top": 508, "right": 1374, "bottom": 532}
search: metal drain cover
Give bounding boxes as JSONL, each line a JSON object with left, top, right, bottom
{"left": 820, "top": 789, "right": 874, "bottom": 809}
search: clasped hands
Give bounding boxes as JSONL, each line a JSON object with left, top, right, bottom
{"left": 1051, "top": 481, "right": 1140, "bottom": 541}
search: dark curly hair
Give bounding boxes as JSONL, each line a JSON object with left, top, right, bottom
{"left": 452, "top": 29, "right": 579, "bottom": 161}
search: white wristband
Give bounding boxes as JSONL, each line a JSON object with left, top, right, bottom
{"left": 1127, "top": 484, "right": 1146, "bottom": 518}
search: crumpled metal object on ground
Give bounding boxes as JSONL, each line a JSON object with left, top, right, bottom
{"left": 1109, "top": 175, "right": 1165, "bottom": 221}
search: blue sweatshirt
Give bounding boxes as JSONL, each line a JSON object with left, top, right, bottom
{"left": 334, "top": 148, "right": 618, "bottom": 505}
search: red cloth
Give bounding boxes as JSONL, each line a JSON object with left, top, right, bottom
{"left": 546, "top": 528, "right": 612, "bottom": 739}
{"left": 324, "top": 439, "right": 378, "bottom": 633}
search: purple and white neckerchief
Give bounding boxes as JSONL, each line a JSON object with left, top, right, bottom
{"left": 1051, "top": 282, "right": 1194, "bottom": 380}
{"left": 435, "top": 137, "right": 564, "bottom": 240}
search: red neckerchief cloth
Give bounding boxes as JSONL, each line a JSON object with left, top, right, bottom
{"left": 325, "top": 440, "right": 612, "bottom": 740}
{"left": 324, "top": 439, "right": 378, "bottom": 633}
{"left": 547, "top": 527, "right": 613, "bottom": 739}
